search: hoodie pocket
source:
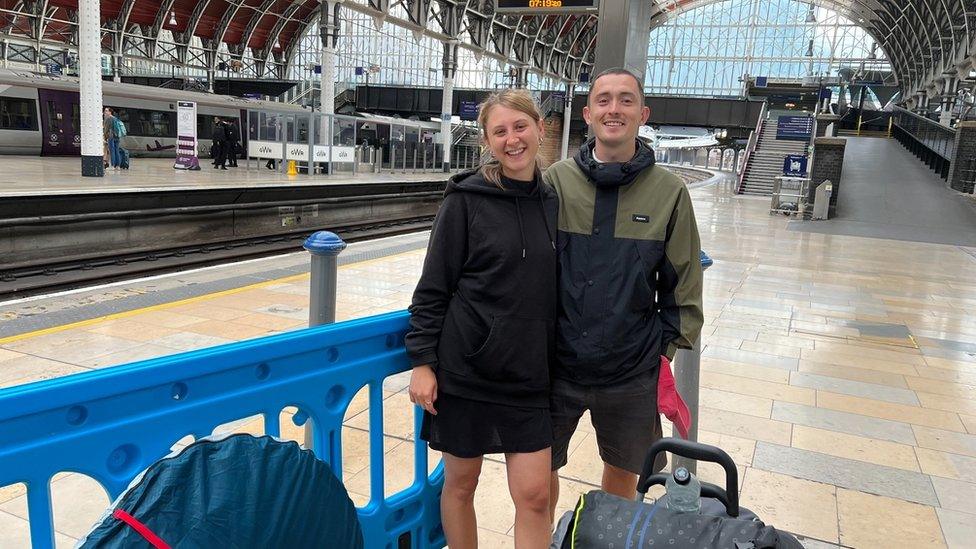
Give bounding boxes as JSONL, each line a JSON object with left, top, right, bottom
{"left": 465, "top": 315, "right": 550, "bottom": 386}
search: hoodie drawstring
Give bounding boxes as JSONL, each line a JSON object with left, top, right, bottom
{"left": 538, "top": 191, "right": 556, "bottom": 251}
{"left": 515, "top": 197, "right": 527, "bottom": 259}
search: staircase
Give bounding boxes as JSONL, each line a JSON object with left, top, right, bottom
{"left": 739, "top": 118, "right": 810, "bottom": 195}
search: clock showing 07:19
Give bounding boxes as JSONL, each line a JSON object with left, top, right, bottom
{"left": 494, "top": 0, "right": 598, "bottom": 14}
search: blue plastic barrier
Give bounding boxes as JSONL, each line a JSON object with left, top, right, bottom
{"left": 0, "top": 310, "right": 444, "bottom": 549}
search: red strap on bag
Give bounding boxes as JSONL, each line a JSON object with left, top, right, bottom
{"left": 657, "top": 355, "right": 692, "bottom": 439}
{"left": 113, "top": 509, "right": 171, "bottom": 549}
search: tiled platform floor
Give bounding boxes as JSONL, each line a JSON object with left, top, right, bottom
{"left": 2, "top": 174, "right": 976, "bottom": 547}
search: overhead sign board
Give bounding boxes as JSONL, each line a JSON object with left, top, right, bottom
{"left": 495, "top": 0, "right": 598, "bottom": 14}
{"left": 459, "top": 101, "right": 479, "bottom": 121}
{"left": 776, "top": 115, "right": 814, "bottom": 141}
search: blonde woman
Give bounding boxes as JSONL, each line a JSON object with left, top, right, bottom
{"left": 405, "top": 89, "right": 556, "bottom": 548}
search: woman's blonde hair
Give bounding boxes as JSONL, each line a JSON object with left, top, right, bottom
{"left": 476, "top": 88, "right": 544, "bottom": 188}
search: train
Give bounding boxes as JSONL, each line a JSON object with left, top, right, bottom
{"left": 0, "top": 68, "right": 308, "bottom": 157}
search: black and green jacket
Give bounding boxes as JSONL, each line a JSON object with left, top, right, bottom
{"left": 543, "top": 138, "right": 703, "bottom": 385}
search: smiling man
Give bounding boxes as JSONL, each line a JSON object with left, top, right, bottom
{"left": 543, "top": 67, "right": 704, "bottom": 511}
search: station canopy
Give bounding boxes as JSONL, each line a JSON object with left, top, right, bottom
{"left": 0, "top": 0, "right": 971, "bottom": 96}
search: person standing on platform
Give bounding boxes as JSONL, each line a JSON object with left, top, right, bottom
{"left": 406, "top": 88, "right": 557, "bottom": 548}
{"left": 224, "top": 119, "right": 240, "bottom": 168}
{"left": 103, "top": 107, "right": 121, "bottom": 170}
{"left": 102, "top": 108, "right": 112, "bottom": 169}
{"left": 211, "top": 116, "right": 227, "bottom": 170}
{"left": 543, "top": 68, "right": 704, "bottom": 515}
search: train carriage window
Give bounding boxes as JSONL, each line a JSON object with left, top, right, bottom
{"left": 197, "top": 115, "right": 213, "bottom": 140}
{"left": 110, "top": 107, "right": 177, "bottom": 138}
{"left": 71, "top": 103, "right": 80, "bottom": 135}
{"left": 0, "top": 98, "right": 39, "bottom": 131}
{"left": 44, "top": 101, "right": 59, "bottom": 133}
{"left": 0, "top": 98, "right": 38, "bottom": 131}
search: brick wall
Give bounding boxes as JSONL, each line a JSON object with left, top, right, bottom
{"left": 538, "top": 115, "right": 563, "bottom": 169}
{"left": 808, "top": 137, "right": 846, "bottom": 218}
{"left": 948, "top": 121, "right": 976, "bottom": 194}
{"left": 816, "top": 114, "right": 840, "bottom": 138}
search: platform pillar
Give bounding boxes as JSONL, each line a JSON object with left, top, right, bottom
{"left": 79, "top": 0, "right": 103, "bottom": 177}
{"left": 514, "top": 64, "right": 529, "bottom": 88}
{"left": 319, "top": 0, "right": 341, "bottom": 174}
{"left": 592, "top": 0, "right": 653, "bottom": 82}
{"left": 939, "top": 74, "right": 958, "bottom": 127}
{"left": 441, "top": 39, "right": 458, "bottom": 172}
{"left": 561, "top": 82, "right": 574, "bottom": 160}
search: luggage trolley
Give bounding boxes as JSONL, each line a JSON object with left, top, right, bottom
{"left": 769, "top": 176, "right": 809, "bottom": 216}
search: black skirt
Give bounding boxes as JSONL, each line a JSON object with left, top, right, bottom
{"left": 420, "top": 391, "right": 552, "bottom": 458}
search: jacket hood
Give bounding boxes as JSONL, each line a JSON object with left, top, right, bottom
{"left": 444, "top": 167, "right": 555, "bottom": 259}
{"left": 573, "top": 138, "right": 656, "bottom": 188}
{"left": 445, "top": 167, "right": 553, "bottom": 198}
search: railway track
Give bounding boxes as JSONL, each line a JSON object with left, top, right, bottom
{"left": 0, "top": 181, "right": 446, "bottom": 301}
{"left": 0, "top": 215, "right": 434, "bottom": 301}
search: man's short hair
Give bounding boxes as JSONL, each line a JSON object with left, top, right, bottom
{"left": 589, "top": 68, "right": 643, "bottom": 98}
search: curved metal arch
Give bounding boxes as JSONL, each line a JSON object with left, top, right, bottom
{"left": 146, "top": 0, "right": 178, "bottom": 59}
{"left": 114, "top": 0, "right": 138, "bottom": 54}
{"left": 544, "top": 15, "right": 586, "bottom": 77}
{"left": 240, "top": 0, "right": 279, "bottom": 52}
{"left": 269, "top": 2, "right": 318, "bottom": 76}
{"left": 178, "top": 0, "right": 214, "bottom": 44}
{"left": 211, "top": 0, "right": 251, "bottom": 59}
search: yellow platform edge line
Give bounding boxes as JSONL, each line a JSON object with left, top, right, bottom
{"left": 0, "top": 272, "right": 312, "bottom": 346}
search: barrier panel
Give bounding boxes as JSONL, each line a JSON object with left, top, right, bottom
{"left": 0, "top": 311, "right": 445, "bottom": 549}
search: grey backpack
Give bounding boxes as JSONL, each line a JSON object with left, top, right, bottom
{"left": 551, "top": 438, "right": 803, "bottom": 549}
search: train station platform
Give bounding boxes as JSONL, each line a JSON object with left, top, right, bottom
{"left": 2, "top": 171, "right": 976, "bottom": 547}
{"left": 0, "top": 156, "right": 451, "bottom": 197}
{"left": 789, "top": 137, "right": 976, "bottom": 247}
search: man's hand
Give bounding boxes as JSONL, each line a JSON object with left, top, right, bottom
{"left": 408, "top": 365, "right": 438, "bottom": 415}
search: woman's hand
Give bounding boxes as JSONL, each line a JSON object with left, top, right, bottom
{"left": 408, "top": 365, "right": 438, "bottom": 415}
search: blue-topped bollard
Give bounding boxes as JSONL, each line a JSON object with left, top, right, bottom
{"left": 304, "top": 231, "right": 347, "bottom": 327}
{"left": 303, "top": 231, "right": 347, "bottom": 450}
{"left": 673, "top": 250, "right": 712, "bottom": 475}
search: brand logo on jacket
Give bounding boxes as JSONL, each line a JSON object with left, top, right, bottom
{"left": 632, "top": 214, "right": 650, "bottom": 223}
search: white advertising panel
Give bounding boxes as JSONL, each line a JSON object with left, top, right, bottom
{"left": 248, "top": 140, "right": 283, "bottom": 158}
{"left": 331, "top": 146, "right": 356, "bottom": 162}
{"left": 285, "top": 143, "right": 310, "bottom": 161}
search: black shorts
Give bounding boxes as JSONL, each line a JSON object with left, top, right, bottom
{"left": 421, "top": 391, "right": 552, "bottom": 458}
{"left": 550, "top": 368, "right": 666, "bottom": 475}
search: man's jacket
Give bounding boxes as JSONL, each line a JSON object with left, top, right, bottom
{"left": 543, "top": 138, "right": 703, "bottom": 385}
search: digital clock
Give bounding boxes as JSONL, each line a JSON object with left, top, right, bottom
{"left": 495, "top": 0, "right": 599, "bottom": 14}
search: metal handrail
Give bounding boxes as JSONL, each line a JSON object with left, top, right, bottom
{"left": 891, "top": 105, "right": 957, "bottom": 160}
{"left": 736, "top": 101, "right": 768, "bottom": 193}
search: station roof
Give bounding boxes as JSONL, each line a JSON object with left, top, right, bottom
{"left": 0, "top": 0, "right": 972, "bottom": 98}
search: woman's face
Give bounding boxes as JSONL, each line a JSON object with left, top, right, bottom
{"left": 483, "top": 105, "right": 544, "bottom": 181}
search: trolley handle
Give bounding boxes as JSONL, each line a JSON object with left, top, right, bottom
{"left": 635, "top": 438, "right": 740, "bottom": 518}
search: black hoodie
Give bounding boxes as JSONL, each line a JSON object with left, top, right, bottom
{"left": 405, "top": 168, "right": 558, "bottom": 408}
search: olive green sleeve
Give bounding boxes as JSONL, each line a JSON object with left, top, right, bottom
{"left": 657, "top": 185, "right": 704, "bottom": 360}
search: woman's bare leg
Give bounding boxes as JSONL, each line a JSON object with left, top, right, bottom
{"left": 441, "top": 452, "right": 484, "bottom": 549}
{"left": 506, "top": 448, "right": 552, "bottom": 548}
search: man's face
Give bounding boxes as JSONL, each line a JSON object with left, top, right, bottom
{"left": 583, "top": 73, "right": 649, "bottom": 149}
